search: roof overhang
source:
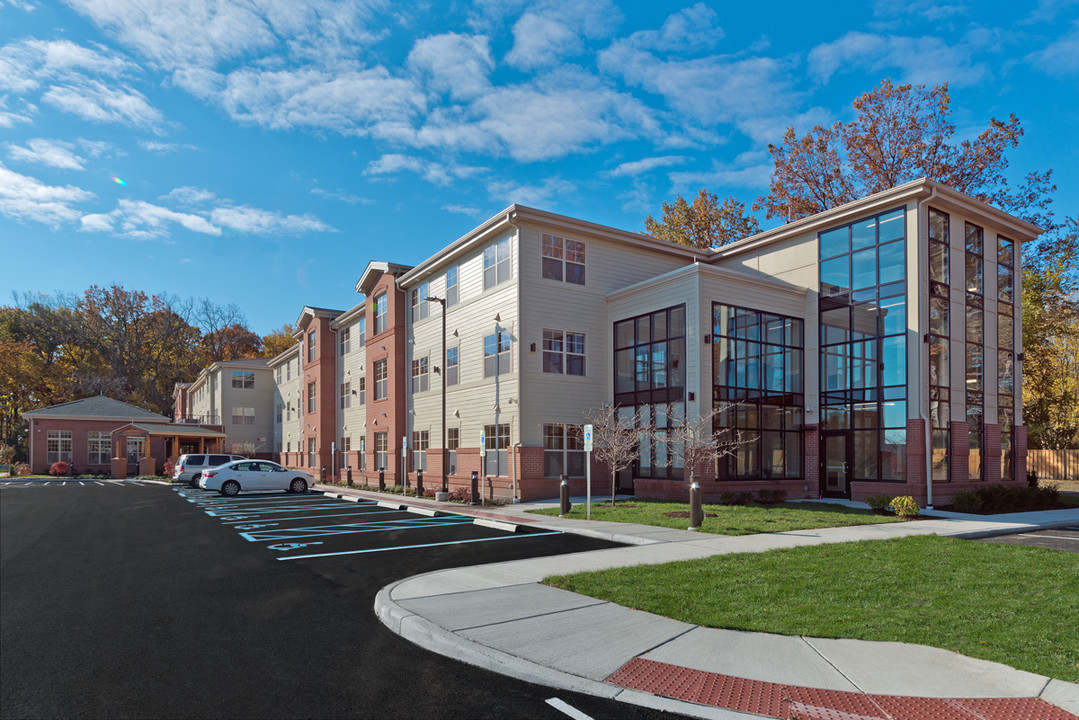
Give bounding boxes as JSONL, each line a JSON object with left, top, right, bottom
{"left": 355, "top": 261, "right": 414, "bottom": 297}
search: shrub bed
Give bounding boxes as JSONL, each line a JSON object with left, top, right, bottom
{"left": 950, "top": 484, "right": 1062, "bottom": 514}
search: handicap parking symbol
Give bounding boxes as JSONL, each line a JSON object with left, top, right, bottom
{"left": 267, "top": 542, "right": 323, "bottom": 552}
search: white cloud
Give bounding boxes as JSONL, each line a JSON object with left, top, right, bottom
{"left": 442, "top": 203, "right": 482, "bottom": 216}
{"left": 408, "top": 33, "right": 493, "bottom": 101}
{"left": 668, "top": 155, "right": 773, "bottom": 191}
{"left": 162, "top": 186, "right": 216, "bottom": 205}
{"left": 97, "top": 199, "right": 222, "bottom": 239}
{"left": 807, "top": 31, "right": 987, "bottom": 86}
{"left": 310, "top": 187, "right": 371, "bottom": 204}
{"left": 487, "top": 176, "right": 575, "bottom": 207}
{"left": 0, "top": 38, "right": 136, "bottom": 93}
{"left": 0, "top": 95, "right": 34, "bottom": 128}
{"left": 0, "top": 161, "right": 94, "bottom": 227}
{"left": 42, "top": 78, "right": 164, "bottom": 129}
{"left": 6, "top": 138, "right": 85, "bottom": 170}
{"left": 622, "top": 3, "right": 724, "bottom": 53}
{"left": 139, "top": 140, "right": 196, "bottom": 153}
{"left": 1026, "top": 19, "right": 1079, "bottom": 75}
{"left": 873, "top": 0, "right": 968, "bottom": 21}
{"left": 363, "top": 153, "right": 485, "bottom": 185}
{"left": 210, "top": 205, "right": 334, "bottom": 234}
{"left": 505, "top": 0, "right": 620, "bottom": 70}
{"left": 607, "top": 155, "right": 686, "bottom": 178}
{"left": 63, "top": 0, "right": 387, "bottom": 70}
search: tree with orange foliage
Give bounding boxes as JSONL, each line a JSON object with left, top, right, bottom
{"left": 755, "top": 80, "right": 1055, "bottom": 228}
{"left": 645, "top": 189, "right": 760, "bottom": 249}
{"left": 260, "top": 323, "right": 296, "bottom": 359}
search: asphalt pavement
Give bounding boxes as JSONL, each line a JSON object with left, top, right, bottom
{"left": 0, "top": 481, "right": 681, "bottom": 719}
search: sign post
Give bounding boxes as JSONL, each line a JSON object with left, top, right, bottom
{"left": 583, "top": 424, "right": 593, "bottom": 520}
{"left": 478, "top": 431, "right": 486, "bottom": 506}
{"left": 401, "top": 435, "right": 408, "bottom": 494}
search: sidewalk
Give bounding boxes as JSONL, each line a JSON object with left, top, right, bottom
{"left": 318, "top": 485, "right": 1079, "bottom": 720}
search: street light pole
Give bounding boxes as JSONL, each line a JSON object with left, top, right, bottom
{"left": 426, "top": 295, "right": 448, "bottom": 493}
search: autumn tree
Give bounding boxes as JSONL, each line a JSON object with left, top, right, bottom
{"left": 645, "top": 189, "right": 760, "bottom": 248}
{"left": 200, "top": 324, "right": 262, "bottom": 362}
{"left": 755, "top": 80, "right": 1055, "bottom": 228}
{"left": 1023, "top": 217, "right": 1079, "bottom": 449}
{"left": 261, "top": 323, "right": 297, "bottom": 358}
{"left": 583, "top": 405, "right": 642, "bottom": 506}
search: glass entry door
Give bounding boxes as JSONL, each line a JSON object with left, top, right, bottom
{"left": 126, "top": 437, "right": 144, "bottom": 472}
{"left": 821, "top": 432, "right": 851, "bottom": 498}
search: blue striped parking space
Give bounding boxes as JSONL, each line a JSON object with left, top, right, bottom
{"left": 173, "top": 487, "right": 560, "bottom": 560}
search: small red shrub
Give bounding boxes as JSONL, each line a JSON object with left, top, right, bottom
{"left": 49, "top": 461, "right": 71, "bottom": 476}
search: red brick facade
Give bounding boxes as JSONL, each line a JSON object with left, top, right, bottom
{"left": 299, "top": 313, "right": 339, "bottom": 480}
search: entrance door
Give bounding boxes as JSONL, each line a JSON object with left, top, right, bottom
{"left": 126, "top": 437, "right": 144, "bottom": 473}
{"left": 821, "top": 432, "right": 851, "bottom": 498}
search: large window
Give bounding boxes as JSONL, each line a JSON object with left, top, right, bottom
{"left": 411, "top": 282, "right": 429, "bottom": 322}
{"left": 232, "top": 406, "right": 255, "bottom": 425}
{"left": 446, "top": 266, "right": 459, "bottom": 306}
{"left": 614, "top": 305, "right": 686, "bottom": 479}
{"left": 87, "top": 431, "right": 109, "bottom": 465}
{"left": 483, "top": 423, "right": 510, "bottom": 477}
{"left": 713, "top": 304, "right": 804, "bottom": 480}
{"left": 966, "top": 222, "right": 984, "bottom": 481}
{"left": 446, "top": 346, "right": 459, "bottom": 386}
{"left": 448, "top": 428, "right": 459, "bottom": 475}
{"left": 340, "top": 435, "right": 350, "bottom": 468}
{"left": 818, "top": 207, "right": 908, "bottom": 483}
{"left": 541, "top": 234, "right": 585, "bottom": 285}
{"left": 308, "top": 437, "right": 317, "bottom": 468}
{"left": 374, "top": 432, "right": 388, "bottom": 471}
{"left": 411, "top": 356, "right": 429, "bottom": 393}
{"left": 340, "top": 328, "right": 351, "bottom": 355}
{"left": 483, "top": 236, "right": 511, "bottom": 289}
{"left": 484, "top": 332, "right": 511, "bottom": 377}
{"left": 543, "top": 423, "right": 585, "bottom": 477}
{"left": 357, "top": 376, "right": 366, "bottom": 405}
{"left": 231, "top": 370, "right": 254, "bottom": 389}
{"left": 340, "top": 381, "right": 351, "bottom": 409}
{"left": 373, "top": 294, "right": 387, "bottom": 335}
{"left": 543, "top": 329, "right": 585, "bottom": 376}
{"left": 412, "top": 430, "right": 429, "bottom": 472}
{"left": 374, "top": 359, "right": 387, "bottom": 400}
{"left": 358, "top": 316, "right": 366, "bottom": 347}
{"left": 307, "top": 331, "right": 316, "bottom": 363}
{"left": 998, "top": 235, "right": 1015, "bottom": 481}
{"left": 307, "top": 381, "right": 316, "bottom": 413}
{"left": 928, "top": 208, "right": 950, "bottom": 482}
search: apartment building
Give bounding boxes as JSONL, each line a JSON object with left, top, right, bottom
{"left": 176, "top": 358, "right": 274, "bottom": 456}
{"left": 178, "top": 178, "right": 1037, "bottom": 504}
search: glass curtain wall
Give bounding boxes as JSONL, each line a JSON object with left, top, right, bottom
{"left": 613, "top": 305, "right": 686, "bottom": 479}
{"left": 712, "top": 304, "right": 804, "bottom": 479}
{"left": 928, "top": 209, "right": 950, "bottom": 482}
{"left": 998, "top": 235, "right": 1016, "bottom": 480}
{"left": 818, "top": 207, "right": 909, "bottom": 483}
{"left": 966, "top": 222, "right": 985, "bottom": 481}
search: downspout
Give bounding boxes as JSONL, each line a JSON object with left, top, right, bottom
{"left": 918, "top": 185, "right": 938, "bottom": 509}
{"left": 511, "top": 442, "right": 521, "bottom": 503}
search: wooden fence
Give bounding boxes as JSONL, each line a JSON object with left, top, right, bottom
{"left": 1028, "top": 449, "right": 1079, "bottom": 481}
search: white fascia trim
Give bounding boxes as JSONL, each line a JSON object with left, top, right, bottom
{"left": 329, "top": 300, "right": 366, "bottom": 330}
{"left": 397, "top": 209, "right": 517, "bottom": 288}
{"left": 606, "top": 261, "right": 807, "bottom": 303}
{"left": 268, "top": 344, "right": 300, "bottom": 367}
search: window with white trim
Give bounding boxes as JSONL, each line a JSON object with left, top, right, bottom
{"left": 483, "top": 237, "right": 511, "bottom": 289}
{"left": 484, "top": 332, "right": 511, "bottom": 377}
{"left": 307, "top": 331, "right": 316, "bottom": 363}
{"left": 340, "top": 327, "right": 351, "bottom": 355}
{"left": 412, "top": 430, "right": 429, "bottom": 471}
{"left": 308, "top": 437, "right": 317, "bottom": 468}
{"left": 543, "top": 424, "right": 585, "bottom": 477}
{"left": 358, "top": 315, "right": 366, "bottom": 347}
{"left": 411, "top": 282, "right": 429, "bottom": 322}
{"left": 374, "top": 360, "right": 387, "bottom": 400}
{"left": 307, "top": 381, "right": 316, "bottom": 413}
{"left": 87, "top": 431, "right": 110, "bottom": 465}
{"left": 375, "top": 432, "right": 388, "bottom": 471}
{"left": 374, "top": 294, "right": 387, "bottom": 335}
{"left": 542, "top": 234, "right": 585, "bottom": 284}
{"left": 231, "top": 370, "right": 254, "bottom": 389}
{"left": 357, "top": 376, "right": 366, "bottom": 404}
{"left": 446, "top": 346, "right": 459, "bottom": 386}
{"left": 446, "top": 266, "right": 459, "bottom": 306}
{"left": 341, "top": 381, "right": 351, "bottom": 409}
{"left": 448, "top": 428, "right": 459, "bottom": 474}
{"left": 542, "top": 329, "right": 585, "bottom": 376}
{"left": 340, "top": 435, "right": 350, "bottom": 468}
{"left": 412, "top": 356, "right": 429, "bottom": 393}
{"left": 232, "top": 406, "right": 255, "bottom": 425}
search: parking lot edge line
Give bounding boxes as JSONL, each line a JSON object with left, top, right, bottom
{"left": 277, "top": 531, "right": 563, "bottom": 560}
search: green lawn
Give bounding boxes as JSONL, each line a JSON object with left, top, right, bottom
{"left": 527, "top": 499, "right": 906, "bottom": 535}
{"left": 545, "top": 535, "right": 1079, "bottom": 682}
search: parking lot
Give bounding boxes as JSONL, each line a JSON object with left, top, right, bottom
{"left": 178, "top": 487, "right": 562, "bottom": 561}
{"left": 2, "top": 481, "right": 669, "bottom": 719}
{"left": 983, "top": 525, "right": 1079, "bottom": 553}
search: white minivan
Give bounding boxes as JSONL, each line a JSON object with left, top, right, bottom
{"left": 173, "top": 453, "right": 247, "bottom": 487}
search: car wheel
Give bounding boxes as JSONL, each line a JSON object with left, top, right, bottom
{"left": 221, "top": 480, "right": 240, "bottom": 497}
{"left": 290, "top": 478, "right": 307, "bottom": 494}
{"left": 189, "top": 474, "right": 201, "bottom": 488}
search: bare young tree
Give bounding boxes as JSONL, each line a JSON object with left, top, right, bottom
{"left": 665, "top": 404, "right": 751, "bottom": 486}
{"left": 584, "top": 405, "right": 644, "bottom": 506}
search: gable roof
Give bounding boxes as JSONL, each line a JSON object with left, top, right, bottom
{"left": 22, "top": 396, "right": 170, "bottom": 422}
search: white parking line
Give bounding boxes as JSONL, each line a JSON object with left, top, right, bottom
{"left": 1015, "top": 533, "right": 1078, "bottom": 542}
{"left": 545, "top": 698, "right": 594, "bottom": 720}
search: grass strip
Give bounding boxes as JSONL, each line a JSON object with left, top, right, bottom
{"left": 527, "top": 499, "right": 906, "bottom": 535}
{"left": 545, "top": 535, "right": 1079, "bottom": 682}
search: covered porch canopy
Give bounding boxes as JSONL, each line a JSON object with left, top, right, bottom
{"left": 111, "top": 422, "right": 228, "bottom": 463}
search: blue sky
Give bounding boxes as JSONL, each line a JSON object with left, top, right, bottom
{"left": 1, "top": 0, "right": 1077, "bottom": 335}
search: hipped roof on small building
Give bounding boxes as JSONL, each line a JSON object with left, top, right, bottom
{"left": 22, "top": 396, "right": 169, "bottom": 422}
{"left": 117, "top": 422, "right": 227, "bottom": 439}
